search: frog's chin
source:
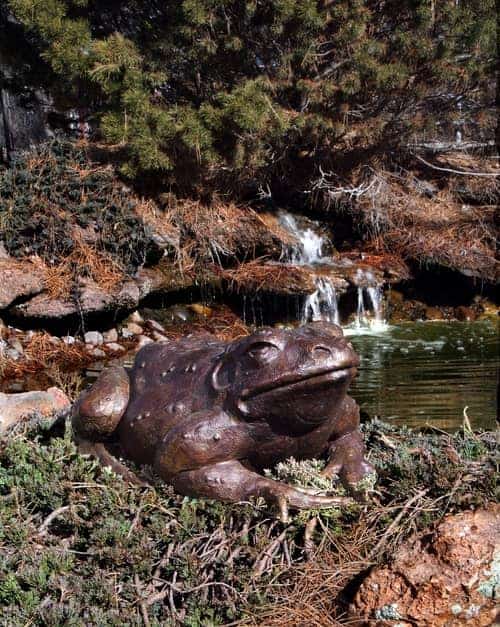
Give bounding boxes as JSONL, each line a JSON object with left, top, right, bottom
{"left": 235, "top": 367, "right": 355, "bottom": 424}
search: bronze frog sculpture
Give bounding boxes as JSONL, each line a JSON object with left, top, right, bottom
{"left": 72, "top": 321, "right": 374, "bottom": 518}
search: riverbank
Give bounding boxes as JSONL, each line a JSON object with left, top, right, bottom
{"left": 0, "top": 415, "right": 497, "bottom": 625}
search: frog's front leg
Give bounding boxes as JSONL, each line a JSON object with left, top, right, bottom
{"left": 72, "top": 366, "right": 145, "bottom": 486}
{"left": 155, "top": 411, "right": 353, "bottom": 521}
{"left": 321, "top": 396, "right": 375, "bottom": 490}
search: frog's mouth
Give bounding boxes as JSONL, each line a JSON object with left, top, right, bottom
{"left": 240, "top": 366, "right": 357, "bottom": 400}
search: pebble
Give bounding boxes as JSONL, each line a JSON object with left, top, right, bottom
{"left": 103, "top": 328, "right": 118, "bottom": 343}
{"left": 129, "top": 311, "right": 144, "bottom": 324}
{"left": 136, "top": 335, "right": 154, "bottom": 349}
{"left": 63, "top": 335, "right": 76, "bottom": 345}
{"left": 126, "top": 322, "right": 143, "bottom": 335}
{"left": 121, "top": 327, "right": 134, "bottom": 339}
{"left": 84, "top": 331, "right": 104, "bottom": 345}
{"left": 9, "top": 338, "right": 24, "bottom": 354}
{"left": 106, "top": 342, "right": 125, "bottom": 353}
{"left": 90, "top": 348, "right": 106, "bottom": 358}
{"left": 146, "top": 319, "right": 165, "bottom": 333}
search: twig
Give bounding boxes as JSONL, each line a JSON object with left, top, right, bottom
{"left": 413, "top": 153, "right": 499, "bottom": 177}
{"left": 38, "top": 505, "right": 73, "bottom": 536}
{"left": 368, "top": 489, "right": 428, "bottom": 559}
{"left": 134, "top": 574, "right": 151, "bottom": 627}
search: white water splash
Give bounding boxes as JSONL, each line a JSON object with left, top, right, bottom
{"left": 303, "top": 277, "right": 340, "bottom": 325}
{"left": 279, "top": 212, "right": 325, "bottom": 265}
{"left": 351, "top": 269, "right": 387, "bottom": 332}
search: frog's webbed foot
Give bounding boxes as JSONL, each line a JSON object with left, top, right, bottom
{"left": 321, "top": 431, "right": 375, "bottom": 493}
{"left": 165, "top": 460, "right": 353, "bottom": 523}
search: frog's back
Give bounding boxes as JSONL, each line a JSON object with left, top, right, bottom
{"left": 119, "top": 335, "right": 226, "bottom": 464}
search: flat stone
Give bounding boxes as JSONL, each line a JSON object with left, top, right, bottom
{"left": 0, "top": 387, "right": 71, "bottom": 434}
{"left": 146, "top": 319, "right": 165, "bottom": 333}
{"left": 106, "top": 342, "right": 125, "bottom": 353}
{"left": 126, "top": 322, "right": 143, "bottom": 335}
{"left": 9, "top": 278, "right": 141, "bottom": 320}
{"left": 0, "top": 258, "right": 45, "bottom": 310}
{"left": 84, "top": 331, "right": 104, "bottom": 345}
{"left": 103, "top": 328, "right": 118, "bottom": 343}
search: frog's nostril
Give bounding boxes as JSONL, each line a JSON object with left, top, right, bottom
{"left": 313, "top": 345, "right": 332, "bottom": 358}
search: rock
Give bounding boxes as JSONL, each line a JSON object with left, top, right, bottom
{"left": 146, "top": 319, "right": 165, "bottom": 333}
{"left": 84, "top": 331, "right": 104, "bottom": 345}
{"left": 103, "top": 328, "right": 118, "bottom": 343}
{"left": 63, "top": 335, "right": 76, "bottom": 345}
{"left": 10, "top": 278, "right": 141, "bottom": 320}
{"left": 126, "top": 322, "right": 143, "bottom": 335}
{"left": 456, "top": 305, "right": 478, "bottom": 322}
{"left": 189, "top": 303, "right": 213, "bottom": 318}
{"left": 135, "top": 335, "right": 154, "bottom": 349}
{"left": 128, "top": 311, "right": 144, "bottom": 324}
{"left": 424, "top": 306, "right": 444, "bottom": 320}
{"left": 90, "top": 348, "right": 106, "bottom": 359}
{"left": 4, "top": 347, "right": 21, "bottom": 360}
{"left": 106, "top": 343, "right": 125, "bottom": 353}
{"left": 0, "top": 258, "right": 45, "bottom": 310}
{"left": 8, "top": 337, "right": 23, "bottom": 354}
{"left": 349, "top": 504, "right": 500, "bottom": 626}
{"left": 0, "top": 387, "right": 71, "bottom": 434}
{"left": 152, "top": 331, "right": 169, "bottom": 342}
{"left": 120, "top": 327, "right": 134, "bottom": 339}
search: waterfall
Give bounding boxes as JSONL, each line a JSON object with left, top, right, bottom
{"left": 279, "top": 211, "right": 387, "bottom": 331}
{"left": 279, "top": 212, "right": 325, "bottom": 265}
{"left": 302, "top": 278, "right": 340, "bottom": 325}
{"left": 279, "top": 211, "right": 340, "bottom": 324}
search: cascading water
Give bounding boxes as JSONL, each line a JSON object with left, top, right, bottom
{"left": 279, "top": 212, "right": 340, "bottom": 324}
{"left": 303, "top": 278, "right": 340, "bottom": 325}
{"left": 279, "top": 211, "right": 387, "bottom": 330}
{"left": 353, "top": 269, "right": 386, "bottom": 330}
{"left": 279, "top": 212, "right": 324, "bottom": 265}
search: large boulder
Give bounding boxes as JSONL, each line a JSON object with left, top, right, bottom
{"left": 0, "top": 387, "right": 70, "bottom": 434}
{"left": 0, "top": 258, "right": 46, "bottom": 309}
{"left": 349, "top": 505, "right": 500, "bottom": 626}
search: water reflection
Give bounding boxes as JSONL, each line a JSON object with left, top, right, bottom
{"left": 349, "top": 320, "right": 498, "bottom": 430}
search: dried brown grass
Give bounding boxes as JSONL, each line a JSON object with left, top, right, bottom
{"left": 34, "top": 233, "right": 125, "bottom": 300}
{"left": 356, "top": 170, "right": 498, "bottom": 279}
{"left": 161, "top": 304, "right": 249, "bottom": 342}
{"left": 222, "top": 259, "right": 316, "bottom": 294}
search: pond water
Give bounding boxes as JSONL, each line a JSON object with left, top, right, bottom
{"left": 347, "top": 320, "right": 498, "bottom": 430}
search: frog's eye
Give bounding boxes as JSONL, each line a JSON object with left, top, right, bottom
{"left": 246, "top": 342, "right": 280, "bottom": 364}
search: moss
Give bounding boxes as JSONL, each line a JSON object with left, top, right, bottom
{"left": 0, "top": 417, "right": 496, "bottom": 624}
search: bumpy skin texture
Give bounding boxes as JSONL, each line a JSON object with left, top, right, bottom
{"left": 72, "top": 322, "right": 374, "bottom": 516}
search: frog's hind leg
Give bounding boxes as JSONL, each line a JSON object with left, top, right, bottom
{"left": 165, "top": 459, "right": 353, "bottom": 523}
{"left": 72, "top": 366, "right": 145, "bottom": 486}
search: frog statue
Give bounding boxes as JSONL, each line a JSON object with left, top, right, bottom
{"left": 72, "top": 321, "right": 374, "bottom": 519}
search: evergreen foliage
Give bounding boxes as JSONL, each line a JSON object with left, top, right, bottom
{"left": 4, "top": 0, "right": 495, "bottom": 194}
